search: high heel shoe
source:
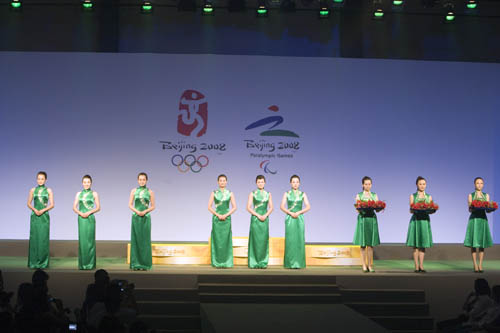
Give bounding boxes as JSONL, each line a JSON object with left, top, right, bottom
{"left": 368, "top": 267, "right": 375, "bottom": 273}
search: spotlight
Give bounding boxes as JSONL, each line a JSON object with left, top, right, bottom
{"left": 373, "top": 0, "right": 384, "bottom": 19}
{"left": 392, "top": 0, "right": 403, "bottom": 5}
{"left": 444, "top": 1, "right": 455, "bottom": 21}
{"left": 256, "top": 0, "right": 268, "bottom": 17}
{"left": 141, "top": 1, "right": 153, "bottom": 12}
{"left": 333, "top": 0, "right": 343, "bottom": 3}
{"left": 466, "top": 0, "right": 477, "bottom": 9}
{"left": 10, "top": 0, "right": 22, "bottom": 10}
{"left": 319, "top": 0, "right": 330, "bottom": 18}
{"left": 82, "top": 0, "right": 93, "bottom": 10}
{"left": 202, "top": 0, "right": 214, "bottom": 14}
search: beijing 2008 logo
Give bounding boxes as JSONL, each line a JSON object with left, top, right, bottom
{"left": 178, "top": 90, "right": 208, "bottom": 137}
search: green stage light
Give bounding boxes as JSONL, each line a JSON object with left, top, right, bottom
{"left": 333, "top": 0, "right": 343, "bottom": 3}
{"left": 445, "top": 11, "right": 455, "bottom": 20}
{"left": 141, "top": 1, "right": 153, "bottom": 12}
{"left": 202, "top": 2, "right": 214, "bottom": 15}
{"left": 257, "top": 6, "right": 268, "bottom": 16}
{"left": 373, "top": 8, "right": 384, "bottom": 18}
{"left": 393, "top": 0, "right": 403, "bottom": 5}
{"left": 466, "top": 0, "right": 477, "bottom": 9}
{"left": 82, "top": 0, "right": 93, "bottom": 10}
{"left": 319, "top": 0, "right": 330, "bottom": 18}
{"left": 10, "top": 0, "right": 22, "bottom": 9}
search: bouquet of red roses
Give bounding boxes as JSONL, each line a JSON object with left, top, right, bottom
{"left": 354, "top": 200, "right": 386, "bottom": 213}
{"left": 470, "top": 200, "right": 498, "bottom": 213}
{"left": 410, "top": 201, "right": 439, "bottom": 214}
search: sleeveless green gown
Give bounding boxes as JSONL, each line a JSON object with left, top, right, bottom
{"left": 353, "top": 191, "right": 381, "bottom": 247}
{"left": 284, "top": 190, "right": 306, "bottom": 269}
{"left": 28, "top": 185, "right": 50, "bottom": 269}
{"left": 406, "top": 193, "right": 433, "bottom": 248}
{"left": 211, "top": 189, "right": 233, "bottom": 268}
{"left": 78, "top": 189, "right": 96, "bottom": 270}
{"left": 248, "top": 189, "right": 270, "bottom": 268}
{"left": 464, "top": 192, "right": 493, "bottom": 248}
{"left": 130, "top": 186, "right": 153, "bottom": 270}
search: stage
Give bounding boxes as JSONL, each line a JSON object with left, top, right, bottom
{"left": 3, "top": 254, "right": 500, "bottom": 332}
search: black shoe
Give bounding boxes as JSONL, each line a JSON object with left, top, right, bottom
{"left": 419, "top": 269, "right": 427, "bottom": 273}
{"left": 414, "top": 269, "right": 420, "bottom": 273}
{"left": 479, "top": 270, "right": 484, "bottom": 273}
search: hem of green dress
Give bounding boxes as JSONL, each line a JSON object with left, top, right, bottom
{"left": 28, "top": 264, "right": 49, "bottom": 269}
{"left": 284, "top": 265, "right": 306, "bottom": 269}
{"left": 405, "top": 244, "right": 433, "bottom": 248}
{"left": 211, "top": 264, "right": 234, "bottom": 268}
{"left": 464, "top": 243, "right": 492, "bottom": 249}
{"left": 130, "top": 265, "right": 152, "bottom": 270}
{"left": 248, "top": 264, "right": 268, "bottom": 269}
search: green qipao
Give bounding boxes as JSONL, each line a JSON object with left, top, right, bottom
{"left": 353, "top": 192, "right": 381, "bottom": 247}
{"left": 248, "top": 189, "right": 270, "bottom": 268}
{"left": 406, "top": 193, "right": 433, "bottom": 248}
{"left": 211, "top": 189, "right": 234, "bottom": 268}
{"left": 130, "top": 186, "right": 153, "bottom": 270}
{"left": 28, "top": 185, "right": 50, "bottom": 269}
{"left": 77, "top": 189, "right": 96, "bottom": 270}
{"left": 284, "top": 190, "right": 306, "bottom": 269}
{"left": 464, "top": 192, "right": 493, "bottom": 248}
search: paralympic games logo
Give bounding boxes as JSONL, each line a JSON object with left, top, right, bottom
{"left": 171, "top": 154, "right": 209, "bottom": 173}
{"left": 245, "top": 105, "right": 299, "bottom": 138}
{"left": 177, "top": 90, "right": 208, "bottom": 137}
{"left": 260, "top": 160, "right": 277, "bottom": 174}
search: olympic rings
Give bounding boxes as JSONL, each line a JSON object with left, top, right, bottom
{"left": 171, "top": 154, "right": 209, "bottom": 173}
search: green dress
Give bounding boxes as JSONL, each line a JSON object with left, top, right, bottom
{"left": 211, "top": 189, "right": 233, "bottom": 268}
{"left": 353, "top": 191, "right": 381, "bottom": 247}
{"left": 28, "top": 185, "right": 50, "bottom": 269}
{"left": 248, "top": 189, "right": 270, "bottom": 268}
{"left": 130, "top": 186, "right": 152, "bottom": 270}
{"left": 406, "top": 193, "right": 433, "bottom": 248}
{"left": 464, "top": 192, "right": 493, "bottom": 248}
{"left": 284, "top": 190, "right": 306, "bottom": 269}
{"left": 78, "top": 189, "right": 96, "bottom": 270}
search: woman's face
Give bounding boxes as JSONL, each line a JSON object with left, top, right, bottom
{"left": 256, "top": 179, "right": 265, "bottom": 190}
{"left": 82, "top": 178, "right": 92, "bottom": 190}
{"left": 36, "top": 174, "right": 46, "bottom": 186}
{"left": 363, "top": 180, "right": 372, "bottom": 192}
{"left": 475, "top": 179, "right": 484, "bottom": 191}
{"left": 138, "top": 175, "right": 148, "bottom": 187}
{"left": 290, "top": 177, "right": 300, "bottom": 190}
{"left": 417, "top": 179, "right": 427, "bottom": 192}
{"left": 218, "top": 177, "right": 227, "bottom": 189}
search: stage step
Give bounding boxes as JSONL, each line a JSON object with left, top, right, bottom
{"left": 198, "top": 282, "right": 340, "bottom": 294}
{"left": 137, "top": 314, "right": 201, "bottom": 330}
{"left": 137, "top": 301, "right": 200, "bottom": 315}
{"left": 197, "top": 274, "right": 337, "bottom": 285}
{"left": 345, "top": 302, "right": 430, "bottom": 316}
{"left": 341, "top": 289, "right": 426, "bottom": 303}
{"left": 369, "top": 316, "right": 434, "bottom": 331}
{"left": 199, "top": 292, "right": 342, "bottom": 303}
{"left": 135, "top": 288, "right": 199, "bottom": 301}
{"left": 135, "top": 288, "right": 201, "bottom": 331}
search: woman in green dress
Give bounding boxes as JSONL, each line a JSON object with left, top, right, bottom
{"left": 27, "top": 171, "right": 54, "bottom": 269}
{"left": 406, "top": 176, "right": 435, "bottom": 273}
{"left": 280, "top": 175, "right": 311, "bottom": 269}
{"left": 353, "top": 176, "right": 381, "bottom": 273}
{"left": 208, "top": 174, "right": 237, "bottom": 268}
{"left": 72, "top": 175, "right": 100, "bottom": 270}
{"left": 464, "top": 177, "right": 493, "bottom": 273}
{"left": 246, "top": 175, "right": 274, "bottom": 268}
{"left": 128, "top": 172, "right": 155, "bottom": 270}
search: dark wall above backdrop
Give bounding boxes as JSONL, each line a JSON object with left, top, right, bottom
{"left": 1, "top": 0, "right": 500, "bottom": 62}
